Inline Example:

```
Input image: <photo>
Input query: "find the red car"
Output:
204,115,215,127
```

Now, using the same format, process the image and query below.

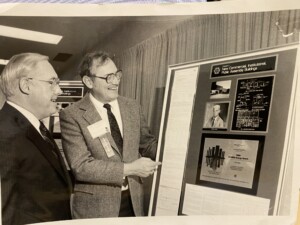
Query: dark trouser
118,189,135,217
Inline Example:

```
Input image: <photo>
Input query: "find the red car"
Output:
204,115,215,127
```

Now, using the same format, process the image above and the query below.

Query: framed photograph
210,80,231,99
231,75,275,132
196,134,265,195
203,102,230,130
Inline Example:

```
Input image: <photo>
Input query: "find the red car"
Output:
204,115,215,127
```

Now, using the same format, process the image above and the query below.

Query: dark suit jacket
59,95,157,218
0,103,72,225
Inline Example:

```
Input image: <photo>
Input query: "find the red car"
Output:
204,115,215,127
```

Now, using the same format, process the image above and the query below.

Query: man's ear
82,76,93,89
19,77,30,95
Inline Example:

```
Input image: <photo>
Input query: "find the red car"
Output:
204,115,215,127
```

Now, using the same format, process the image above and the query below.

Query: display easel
149,43,300,216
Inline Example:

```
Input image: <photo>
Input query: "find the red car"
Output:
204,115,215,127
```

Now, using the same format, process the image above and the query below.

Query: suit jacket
205,115,224,128
0,103,72,225
59,95,157,218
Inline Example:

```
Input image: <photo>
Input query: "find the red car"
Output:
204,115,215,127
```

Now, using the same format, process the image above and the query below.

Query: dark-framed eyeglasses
88,70,122,84
27,77,60,89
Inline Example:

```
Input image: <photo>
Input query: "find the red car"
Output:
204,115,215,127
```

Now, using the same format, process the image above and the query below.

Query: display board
149,43,299,216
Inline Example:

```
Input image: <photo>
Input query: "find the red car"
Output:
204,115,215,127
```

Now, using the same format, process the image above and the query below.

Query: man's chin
108,94,119,102
50,105,60,115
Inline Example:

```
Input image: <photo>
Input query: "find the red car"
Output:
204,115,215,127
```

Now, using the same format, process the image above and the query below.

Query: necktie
103,103,123,155
39,121,58,158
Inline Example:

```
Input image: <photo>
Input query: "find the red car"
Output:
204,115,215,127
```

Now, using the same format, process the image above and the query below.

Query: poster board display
149,44,299,216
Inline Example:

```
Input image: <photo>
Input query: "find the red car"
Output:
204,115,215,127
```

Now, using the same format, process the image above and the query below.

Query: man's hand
124,157,161,177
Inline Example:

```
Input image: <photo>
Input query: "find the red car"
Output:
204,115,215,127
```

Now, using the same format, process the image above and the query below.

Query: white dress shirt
89,93,123,137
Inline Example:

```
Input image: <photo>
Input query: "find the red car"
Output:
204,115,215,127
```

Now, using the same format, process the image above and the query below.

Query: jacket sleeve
59,109,124,186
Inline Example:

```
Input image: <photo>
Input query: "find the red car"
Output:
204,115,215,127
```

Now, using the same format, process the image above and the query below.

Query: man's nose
55,85,63,95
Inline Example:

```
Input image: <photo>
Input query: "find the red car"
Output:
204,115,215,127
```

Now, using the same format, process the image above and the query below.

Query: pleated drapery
115,10,300,137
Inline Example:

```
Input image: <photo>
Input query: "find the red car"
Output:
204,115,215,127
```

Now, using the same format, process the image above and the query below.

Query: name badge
87,121,115,158
100,136,115,158
87,120,109,139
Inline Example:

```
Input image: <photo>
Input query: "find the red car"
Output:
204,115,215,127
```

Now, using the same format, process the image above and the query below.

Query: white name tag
100,136,115,158
87,120,109,139
87,121,114,158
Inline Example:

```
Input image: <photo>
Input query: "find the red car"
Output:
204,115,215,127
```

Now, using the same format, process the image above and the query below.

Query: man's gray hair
0,53,49,97
78,50,110,78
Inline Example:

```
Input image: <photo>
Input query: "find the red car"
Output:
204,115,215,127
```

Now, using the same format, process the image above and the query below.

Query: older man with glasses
59,50,160,218
0,53,72,225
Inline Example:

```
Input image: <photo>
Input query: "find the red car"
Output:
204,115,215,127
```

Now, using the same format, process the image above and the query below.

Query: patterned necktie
103,103,123,155
39,121,58,158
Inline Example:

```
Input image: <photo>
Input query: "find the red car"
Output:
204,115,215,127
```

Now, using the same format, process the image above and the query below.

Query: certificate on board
196,134,265,195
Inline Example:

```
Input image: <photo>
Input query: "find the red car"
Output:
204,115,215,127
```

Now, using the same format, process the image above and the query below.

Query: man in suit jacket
60,51,160,218
205,104,224,128
0,53,72,225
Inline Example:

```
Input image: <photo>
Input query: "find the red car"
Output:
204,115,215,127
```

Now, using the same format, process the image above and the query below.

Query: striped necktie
39,121,58,158
103,103,123,155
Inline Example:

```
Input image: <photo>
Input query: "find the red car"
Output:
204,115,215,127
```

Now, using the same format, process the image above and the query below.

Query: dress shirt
89,93,123,137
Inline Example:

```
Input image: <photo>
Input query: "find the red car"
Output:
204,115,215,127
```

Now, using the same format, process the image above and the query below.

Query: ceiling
0,15,194,79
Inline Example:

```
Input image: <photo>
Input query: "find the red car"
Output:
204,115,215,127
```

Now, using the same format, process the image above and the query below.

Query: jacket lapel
80,95,122,158
26,125,71,187
51,136,73,192
118,97,132,162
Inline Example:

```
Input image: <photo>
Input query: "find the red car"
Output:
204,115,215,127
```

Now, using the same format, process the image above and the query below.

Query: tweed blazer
59,94,157,218
0,103,72,225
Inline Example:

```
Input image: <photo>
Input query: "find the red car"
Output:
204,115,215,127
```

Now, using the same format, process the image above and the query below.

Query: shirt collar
89,93,118,111
7,100,41,133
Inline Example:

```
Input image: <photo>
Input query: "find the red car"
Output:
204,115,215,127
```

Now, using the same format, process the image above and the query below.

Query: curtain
115,10,300,137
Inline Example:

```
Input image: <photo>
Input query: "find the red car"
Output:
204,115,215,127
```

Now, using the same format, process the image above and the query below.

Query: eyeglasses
89,70,122,84
27,77,60,89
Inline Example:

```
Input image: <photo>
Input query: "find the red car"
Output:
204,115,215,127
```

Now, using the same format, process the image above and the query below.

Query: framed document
196,134,265,195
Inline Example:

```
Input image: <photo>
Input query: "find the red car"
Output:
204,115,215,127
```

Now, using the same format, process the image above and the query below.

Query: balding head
0,53,49,98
